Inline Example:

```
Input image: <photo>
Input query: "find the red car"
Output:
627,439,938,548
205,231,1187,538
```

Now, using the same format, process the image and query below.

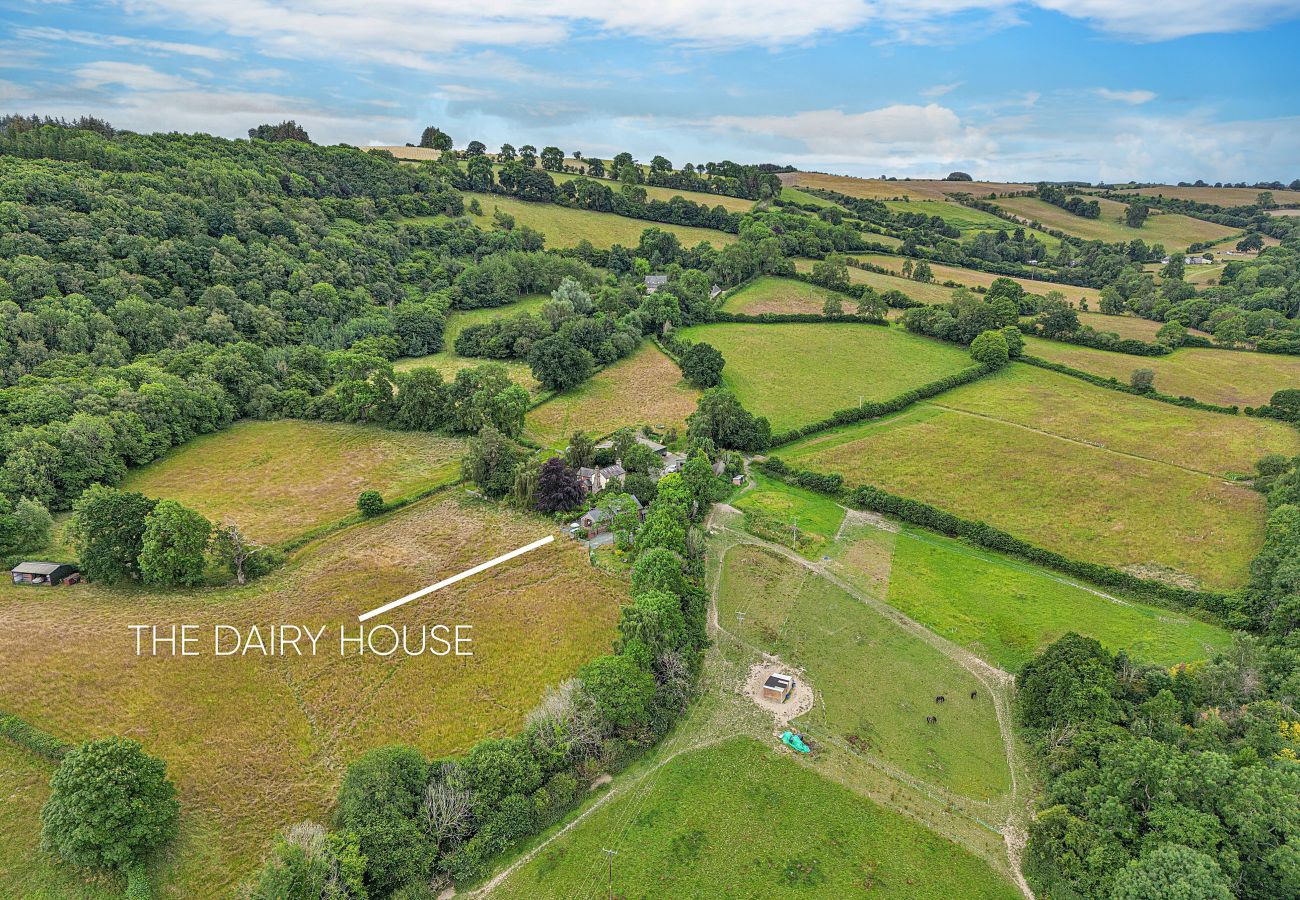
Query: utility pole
602,848,618,900
736,610,746,629
791,516,799,547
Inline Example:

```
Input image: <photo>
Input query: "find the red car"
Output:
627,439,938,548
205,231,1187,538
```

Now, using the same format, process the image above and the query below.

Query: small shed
762,673,794,703
11,561,79,586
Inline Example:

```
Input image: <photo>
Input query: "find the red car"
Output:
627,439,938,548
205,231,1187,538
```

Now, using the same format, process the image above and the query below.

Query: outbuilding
10,561,79,586
762,673,794,702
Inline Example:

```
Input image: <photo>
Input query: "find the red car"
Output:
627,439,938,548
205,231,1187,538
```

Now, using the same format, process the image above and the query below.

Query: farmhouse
10,561,79,586
763,673,794,702
578,463,626,494
644,274,668,293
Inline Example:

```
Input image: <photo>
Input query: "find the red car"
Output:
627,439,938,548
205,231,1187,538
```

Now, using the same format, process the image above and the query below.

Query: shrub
0,712,70,761
969,330,1009,367
1130,368,1155,393
357,490,385,516
578,654,657,733
40,738,180,872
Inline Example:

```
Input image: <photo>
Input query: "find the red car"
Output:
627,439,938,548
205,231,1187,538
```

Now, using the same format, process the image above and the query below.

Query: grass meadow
676,322,974,433
462,193,739,249
786,172,1034,202
832,521,1231,672
490,737,1019,900
931,364,1300,476
853,253,1102,307
731,470,847,558
524,343,699,447
0,495,624,898
994,196,1240,249
717,545,1010,802
780,400,1267,591
1022,335,1300,408
793,258,959,304
719,276,853,315
1110,185,1300,206
882,199,1060,248
119,420,467,544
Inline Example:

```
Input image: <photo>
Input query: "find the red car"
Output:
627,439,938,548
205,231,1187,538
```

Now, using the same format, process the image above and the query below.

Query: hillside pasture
719,276,854,315
793,258,957,304
119,420,467,544
853,253,1101,306
718,545,1009,801
462,193,738,250
831,520,1232,672
932,364,1299,476
995,195,1240,249
785,172,1033,202
0,495,624,897
1111,185,1300,206
524,343,699,447
489,737,1019,899
731,470,846,558
675,322,974,433
882,199,1059,248
1022,335,1300,409
780,402,1266,591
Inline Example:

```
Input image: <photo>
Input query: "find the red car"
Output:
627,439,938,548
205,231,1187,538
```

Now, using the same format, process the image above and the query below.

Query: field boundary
755,458,1232,617
0,711,71,762
1019,355,1240,415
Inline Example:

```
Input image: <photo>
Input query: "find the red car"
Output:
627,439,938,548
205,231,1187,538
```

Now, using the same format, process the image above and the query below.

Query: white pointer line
358,535,555,622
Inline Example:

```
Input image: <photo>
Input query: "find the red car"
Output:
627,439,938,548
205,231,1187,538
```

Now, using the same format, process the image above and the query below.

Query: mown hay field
1022,336,1300,408
881,199,1060,248
931,364,1299,476
119,420,467,544
718,545,1009,801
785,171,1033,202
853,253,1101,306
462,193,739,250
0,495,624,898
491,736,1020,900
524,343,699,447
1073,311,1201,339
829,519,1231,673
994,195,1240,249
780,399,1267,591
675,322,974,433
792,258,958,304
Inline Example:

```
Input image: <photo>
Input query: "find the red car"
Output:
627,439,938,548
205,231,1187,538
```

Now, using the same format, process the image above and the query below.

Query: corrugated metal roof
11,561,66,575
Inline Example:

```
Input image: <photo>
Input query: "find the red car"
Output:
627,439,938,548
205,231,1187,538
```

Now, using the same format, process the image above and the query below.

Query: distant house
635,435,668,456
644,275,668,293
709,284,723,300
575,496,644,536
732,473,747,486
1185,255,1211,265
762,673,794,703
11,561,79,586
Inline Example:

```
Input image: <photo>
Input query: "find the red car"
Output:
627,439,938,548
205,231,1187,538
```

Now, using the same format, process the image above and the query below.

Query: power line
601,848,618,900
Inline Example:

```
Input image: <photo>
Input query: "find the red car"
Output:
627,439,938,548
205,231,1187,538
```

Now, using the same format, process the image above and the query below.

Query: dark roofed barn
11,561,79,586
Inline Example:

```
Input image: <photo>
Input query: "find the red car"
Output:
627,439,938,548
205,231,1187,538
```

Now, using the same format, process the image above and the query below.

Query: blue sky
2,0,1298,182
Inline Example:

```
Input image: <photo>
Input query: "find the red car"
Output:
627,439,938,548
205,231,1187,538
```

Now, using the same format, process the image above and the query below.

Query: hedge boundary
0,711,71,762
769,363,992,446
755,457,1232,618
1020,355,1240,415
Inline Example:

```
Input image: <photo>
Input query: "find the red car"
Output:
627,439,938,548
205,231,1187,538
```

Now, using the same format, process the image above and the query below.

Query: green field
550,170,757,212
793,258,959,304
524,343,700,447
853,253,1102,307
932,363,1299,476
462,193,739,249
0,496,624,897
676,322,975,433
831,520,1231,672
731,470,846,558
394,295,547,391
1023,335,1300,408
491,737,1018,899
720,276,853,316
119,419,466,544
884,198,1059,248
718,544,1009,801
780,399,1266,591
995,195,1240,249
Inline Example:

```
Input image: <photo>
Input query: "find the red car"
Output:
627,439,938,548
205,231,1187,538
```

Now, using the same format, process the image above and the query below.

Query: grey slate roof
11,561,66,575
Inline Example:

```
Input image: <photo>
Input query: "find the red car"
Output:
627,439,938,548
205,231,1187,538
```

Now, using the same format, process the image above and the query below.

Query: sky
1,0,1298,182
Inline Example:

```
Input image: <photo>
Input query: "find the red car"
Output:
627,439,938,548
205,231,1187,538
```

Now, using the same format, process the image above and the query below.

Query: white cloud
74,61,196,91
16,26,234,60
1095,87,1156,104
1032,0,1300,40
437,83,500,100
0,79,35,102
921,82,962,98
706,104,996,166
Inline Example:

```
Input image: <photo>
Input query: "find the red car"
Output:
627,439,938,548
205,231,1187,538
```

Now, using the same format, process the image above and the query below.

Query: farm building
644,274,668,293
763,673,794,702
573,496,644,536
10,561,79,586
